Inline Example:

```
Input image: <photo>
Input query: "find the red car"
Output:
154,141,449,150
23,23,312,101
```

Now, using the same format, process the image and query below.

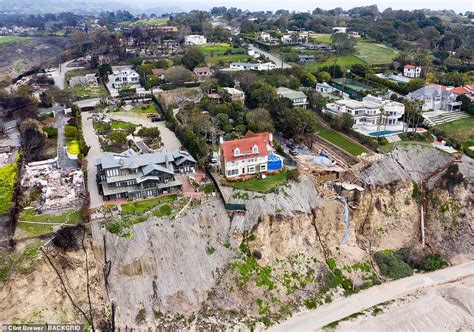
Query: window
248,166,255,173
252,145,259,154
234,148,240,156
227,169,238,176
260,164,266,171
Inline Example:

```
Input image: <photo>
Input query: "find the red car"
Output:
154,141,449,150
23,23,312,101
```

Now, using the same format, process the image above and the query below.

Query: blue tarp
267,153,283,171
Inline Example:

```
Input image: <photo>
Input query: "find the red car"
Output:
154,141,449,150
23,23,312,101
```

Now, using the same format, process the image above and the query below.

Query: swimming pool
368,130,403,137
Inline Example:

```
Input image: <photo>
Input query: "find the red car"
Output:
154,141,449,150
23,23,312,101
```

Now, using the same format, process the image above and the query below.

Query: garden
17,209,83,236
0,162,18,215
223,170,289,193
315,123,369,156
434,116,474,154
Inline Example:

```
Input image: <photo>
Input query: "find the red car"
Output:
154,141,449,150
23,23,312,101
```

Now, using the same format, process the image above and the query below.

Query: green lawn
65,69,94,82
315,124,368,156
121,194,177,216
436,116,474,149
111,120,138,131
197,43,233,55
70,83,107,100
0,163,17,215
207,54,250,65
66,139,80,155
0,36,29,48
355,41,399,65
130,103,158,114
310,34,332,44
304,55,365,71
18,209,82,236
225,171,288,193
127,18,168,26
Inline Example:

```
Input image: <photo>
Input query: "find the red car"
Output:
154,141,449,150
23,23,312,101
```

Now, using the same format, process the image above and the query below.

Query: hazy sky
135,0,473,13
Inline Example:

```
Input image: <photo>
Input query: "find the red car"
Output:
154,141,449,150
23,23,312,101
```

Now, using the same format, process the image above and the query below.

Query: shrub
286,168,300,182
43,127,58,139
64,125,78,138
374,250,413,280
420,253,448,271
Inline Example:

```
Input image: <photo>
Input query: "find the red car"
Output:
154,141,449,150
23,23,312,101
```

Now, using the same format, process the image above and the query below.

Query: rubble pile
22,162,85,212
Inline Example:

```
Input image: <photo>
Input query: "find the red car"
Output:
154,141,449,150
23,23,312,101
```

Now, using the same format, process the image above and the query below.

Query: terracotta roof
404,65,417,69
450,86,470,95
221,132,270,162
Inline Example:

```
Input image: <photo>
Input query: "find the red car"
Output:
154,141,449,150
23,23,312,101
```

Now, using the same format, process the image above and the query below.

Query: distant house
277,87,308,108
403,65,422,78
298,55,315,63
94,149,196,200
316,82,347,98
184,35,207,45
223,87,245,103
281,32,308,44
193,66,212,81
151,68,165,80
332,27,348,34
259,32,274,43
219,131,283,178
407,84,463,111
111,66,140,89
302,43,333,51
69,73,97,86
229,62,277,71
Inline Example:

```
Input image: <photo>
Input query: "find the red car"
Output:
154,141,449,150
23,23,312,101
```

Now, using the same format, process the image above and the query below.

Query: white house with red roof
403,65,422,78
219,131,283,178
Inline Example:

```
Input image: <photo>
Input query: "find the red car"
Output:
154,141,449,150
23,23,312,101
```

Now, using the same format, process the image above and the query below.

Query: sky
133,0,473,13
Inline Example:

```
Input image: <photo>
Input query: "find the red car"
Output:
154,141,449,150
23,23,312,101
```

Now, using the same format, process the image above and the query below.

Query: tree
164,66,195,85
287,107,318,141
20,118,47,162
215,72,235,87
39,91,53,108
332,113,354,131
307,91,327,111
456,95,474,115
246,108,275,133
248,83,277,108
317,71,332,82
65,125,78,138
97,63,112,83
108,131,127,144
181,47,205,70
331,33,356,54
351,64,370,78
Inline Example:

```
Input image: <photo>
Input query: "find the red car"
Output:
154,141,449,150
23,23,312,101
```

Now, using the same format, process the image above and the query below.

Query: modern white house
333,27,348,33
184,35,207,45
403,65,422,78
277,87,309,108
229,62,277,71
110,66,140,89
315,82,348,98
323,95,406,136
219,131,283,178
281,32,309,44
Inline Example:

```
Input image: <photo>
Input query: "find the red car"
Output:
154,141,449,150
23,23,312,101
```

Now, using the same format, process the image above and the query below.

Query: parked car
289,149,298,156
286,142,296,150
150,116,161,122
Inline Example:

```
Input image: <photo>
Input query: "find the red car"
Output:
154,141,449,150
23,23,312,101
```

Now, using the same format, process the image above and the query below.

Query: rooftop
277,87,307,100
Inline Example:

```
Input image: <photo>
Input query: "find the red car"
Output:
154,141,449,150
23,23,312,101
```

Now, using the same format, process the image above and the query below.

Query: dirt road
270,260,474,332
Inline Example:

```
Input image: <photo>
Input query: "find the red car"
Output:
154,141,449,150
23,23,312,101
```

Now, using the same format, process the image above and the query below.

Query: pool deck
353,123,406,137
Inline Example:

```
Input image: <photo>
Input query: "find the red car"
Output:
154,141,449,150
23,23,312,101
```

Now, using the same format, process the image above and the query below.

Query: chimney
165,154,170,169
219,136,224,144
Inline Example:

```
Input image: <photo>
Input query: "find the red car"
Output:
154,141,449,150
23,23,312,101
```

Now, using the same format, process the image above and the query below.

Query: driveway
81,111,104,209
248,44,292,69
270,260,474,332
56,109,79,169
51,59,84,90
108,113,182,151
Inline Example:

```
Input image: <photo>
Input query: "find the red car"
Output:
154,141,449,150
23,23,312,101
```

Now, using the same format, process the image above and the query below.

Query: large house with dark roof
218,131,283,178
94,149,196,200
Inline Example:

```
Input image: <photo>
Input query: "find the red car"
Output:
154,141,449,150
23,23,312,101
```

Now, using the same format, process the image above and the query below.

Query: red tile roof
428,83,447,91
450,86,470,95
221,131,270,162
404,64,417,69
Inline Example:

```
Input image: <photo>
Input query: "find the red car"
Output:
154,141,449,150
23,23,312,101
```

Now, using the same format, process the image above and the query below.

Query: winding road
270,260,474,332
248,44,292,69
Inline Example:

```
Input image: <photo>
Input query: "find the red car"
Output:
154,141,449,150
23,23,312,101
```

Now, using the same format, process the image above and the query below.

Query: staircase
423,111,470,127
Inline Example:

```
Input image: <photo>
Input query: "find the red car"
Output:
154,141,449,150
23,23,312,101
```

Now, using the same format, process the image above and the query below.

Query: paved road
51,59,84,90
270,260,474,332
81,111,104,209
56,109,79,169
108,113,182,151
248,44,292,69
